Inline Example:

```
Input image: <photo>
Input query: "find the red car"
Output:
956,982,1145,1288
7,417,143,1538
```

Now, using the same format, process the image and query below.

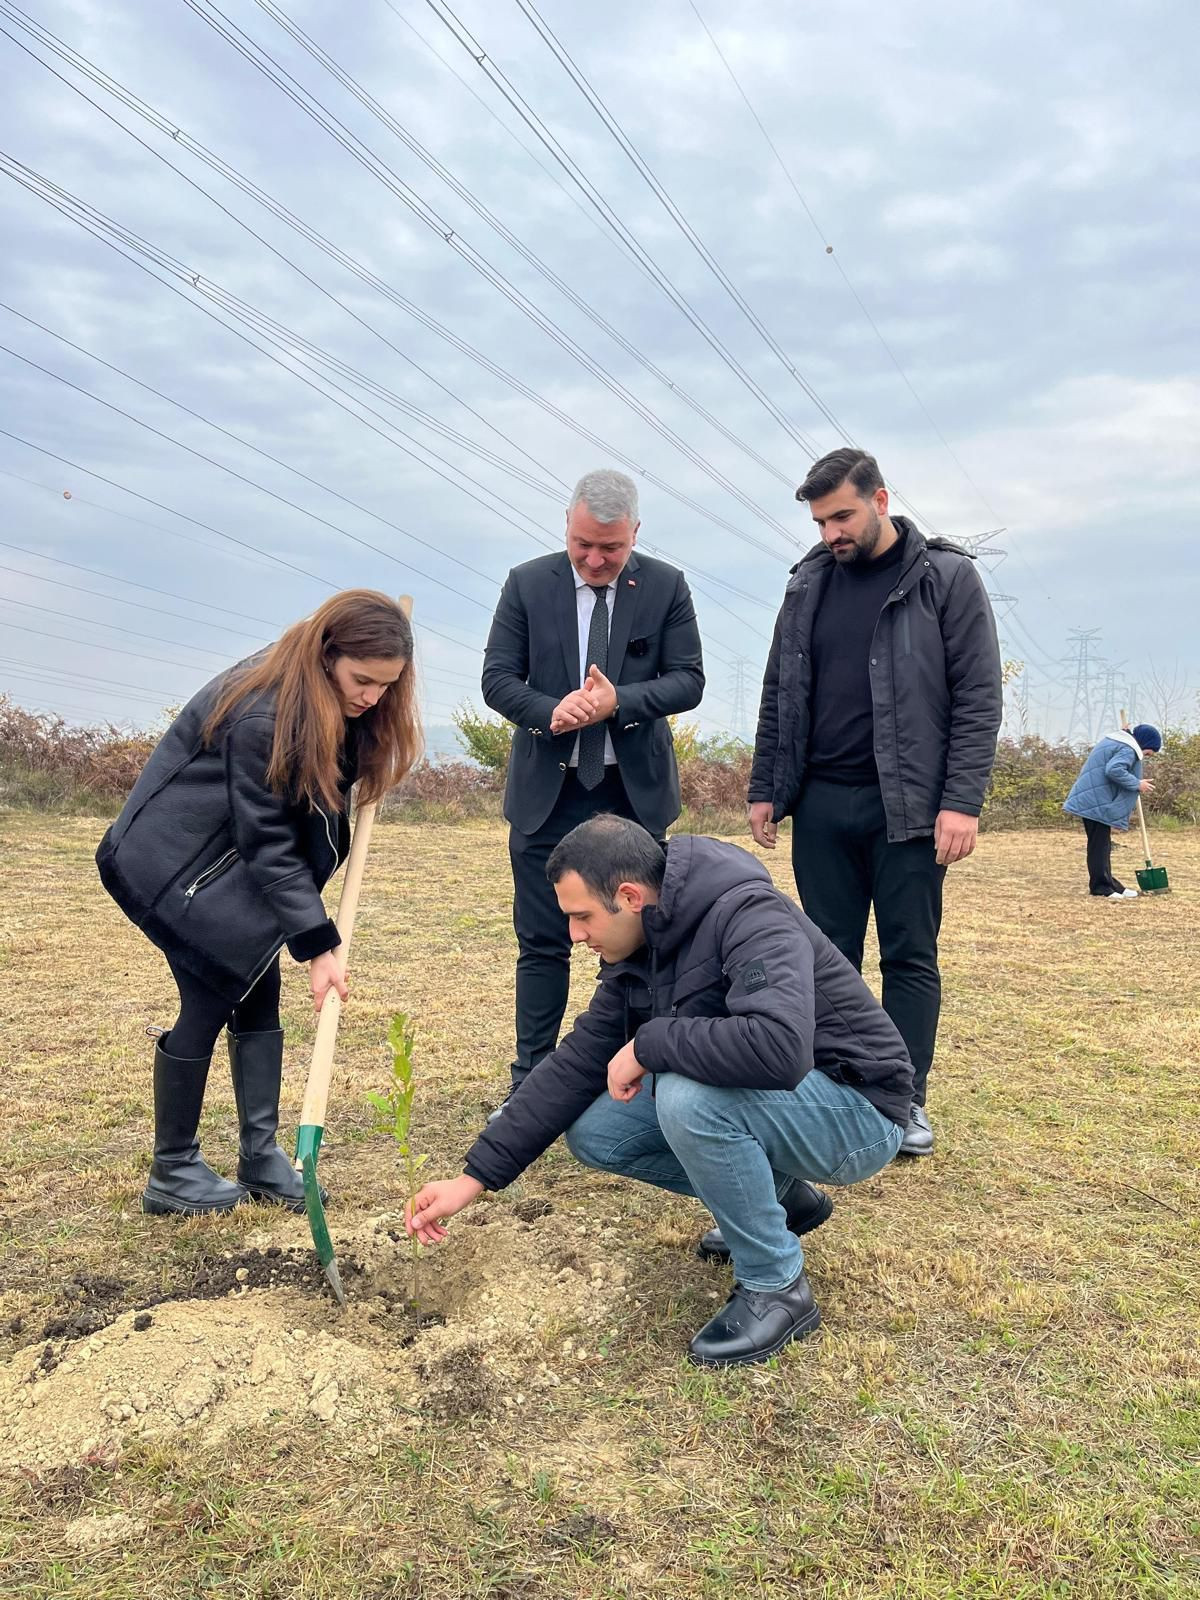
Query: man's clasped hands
549,664,618,735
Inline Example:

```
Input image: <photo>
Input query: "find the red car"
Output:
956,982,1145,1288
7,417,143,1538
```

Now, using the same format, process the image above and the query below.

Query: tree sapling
367,1012,428,1314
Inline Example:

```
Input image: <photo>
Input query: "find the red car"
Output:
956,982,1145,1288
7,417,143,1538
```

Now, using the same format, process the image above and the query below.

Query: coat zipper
240,938,286,1002
183,849,239,899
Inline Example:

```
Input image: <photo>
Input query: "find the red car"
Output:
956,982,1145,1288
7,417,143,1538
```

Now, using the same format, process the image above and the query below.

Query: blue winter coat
1063,733,1144,829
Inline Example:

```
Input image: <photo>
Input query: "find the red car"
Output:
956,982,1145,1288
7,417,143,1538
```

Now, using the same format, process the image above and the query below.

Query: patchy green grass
0,812,1197,1598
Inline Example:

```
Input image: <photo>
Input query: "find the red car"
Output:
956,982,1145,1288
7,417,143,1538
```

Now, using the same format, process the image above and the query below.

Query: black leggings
163,956,282,1058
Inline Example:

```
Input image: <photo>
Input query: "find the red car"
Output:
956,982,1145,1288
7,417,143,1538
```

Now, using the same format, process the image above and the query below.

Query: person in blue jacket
1063,723,1162,898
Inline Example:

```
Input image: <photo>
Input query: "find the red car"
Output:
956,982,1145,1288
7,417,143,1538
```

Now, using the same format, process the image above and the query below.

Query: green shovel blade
295,1123,345,1306
1135,865,1170,893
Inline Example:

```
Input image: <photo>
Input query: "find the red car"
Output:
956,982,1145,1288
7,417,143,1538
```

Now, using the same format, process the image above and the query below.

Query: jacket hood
642,835,772,957
1107,729,1144,758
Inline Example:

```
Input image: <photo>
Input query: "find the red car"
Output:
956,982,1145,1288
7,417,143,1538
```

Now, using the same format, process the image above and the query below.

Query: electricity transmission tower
1065,629,1102,744
729,658,751,741
1096,661,1125,734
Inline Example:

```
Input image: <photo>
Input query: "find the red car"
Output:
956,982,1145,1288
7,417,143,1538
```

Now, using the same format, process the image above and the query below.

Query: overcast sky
2,0,1197,747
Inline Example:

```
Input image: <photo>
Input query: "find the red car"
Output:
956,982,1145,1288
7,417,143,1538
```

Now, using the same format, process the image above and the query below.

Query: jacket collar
1109,729,1144,758
791,516,972,583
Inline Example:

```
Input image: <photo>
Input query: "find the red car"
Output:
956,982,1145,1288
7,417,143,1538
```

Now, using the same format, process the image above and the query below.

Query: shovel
295,594,411,1303
1134,797,1170,894
1119,708,1169,895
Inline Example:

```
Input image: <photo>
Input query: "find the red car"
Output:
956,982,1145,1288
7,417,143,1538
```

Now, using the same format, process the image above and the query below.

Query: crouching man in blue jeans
407,814,913,1367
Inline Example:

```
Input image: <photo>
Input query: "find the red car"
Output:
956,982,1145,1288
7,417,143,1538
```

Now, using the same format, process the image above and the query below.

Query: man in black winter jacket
406,815,912,1369
749,449,1002,1158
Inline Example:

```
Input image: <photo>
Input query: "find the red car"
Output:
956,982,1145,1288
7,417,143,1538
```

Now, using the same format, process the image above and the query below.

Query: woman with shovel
97,590,421,1216
1063,722,1161,899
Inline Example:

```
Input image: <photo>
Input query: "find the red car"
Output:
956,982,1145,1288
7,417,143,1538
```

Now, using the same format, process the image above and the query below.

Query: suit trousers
508,766,637,1083
791,778,945,1106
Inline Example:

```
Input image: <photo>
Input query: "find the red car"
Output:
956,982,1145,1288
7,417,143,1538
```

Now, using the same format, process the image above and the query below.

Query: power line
0,657,187,707
0,464,485,656
0,558,267,642
1,179,566,548
0,534,284,630
0,165,780,627
421,0,824,461
2,171,779,627
1,9,799,669
0,7,798,560
0,593,238,658
0,618,235,674
379,0,667,290
0,6,564,495
0,324,502,610
255,0,807,509
181,0,798,555
687,0,1005,530
508,0,944,534
0,426,335,591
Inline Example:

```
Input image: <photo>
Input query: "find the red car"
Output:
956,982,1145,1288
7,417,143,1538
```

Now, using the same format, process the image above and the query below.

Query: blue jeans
565,1069,903,1292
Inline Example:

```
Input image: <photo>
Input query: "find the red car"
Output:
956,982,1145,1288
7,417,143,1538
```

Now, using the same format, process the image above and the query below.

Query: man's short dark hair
796,448,884,504
546,814,666,910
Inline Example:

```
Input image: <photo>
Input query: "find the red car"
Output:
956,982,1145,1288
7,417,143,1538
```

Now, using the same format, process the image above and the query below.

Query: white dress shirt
569,567,617,768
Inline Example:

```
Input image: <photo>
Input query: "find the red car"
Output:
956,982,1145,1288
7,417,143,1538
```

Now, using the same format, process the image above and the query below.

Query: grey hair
569,468,639,526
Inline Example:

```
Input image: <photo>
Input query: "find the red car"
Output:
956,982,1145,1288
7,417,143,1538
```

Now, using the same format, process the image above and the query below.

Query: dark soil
183,1246,365,1301
36,1248,371,1347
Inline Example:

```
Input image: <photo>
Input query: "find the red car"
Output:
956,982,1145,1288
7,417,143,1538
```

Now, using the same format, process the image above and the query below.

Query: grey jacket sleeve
634,888,815,1090
480,571,561,738
223,715,339,956
611,570,705,724
939,562,1003,817
747,610,784,806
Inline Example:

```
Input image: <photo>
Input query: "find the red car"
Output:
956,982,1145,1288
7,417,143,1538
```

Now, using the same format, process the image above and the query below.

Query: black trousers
508,767,639,1082
163,956,282,1058
1083,818,1125,895
791,779,945,1106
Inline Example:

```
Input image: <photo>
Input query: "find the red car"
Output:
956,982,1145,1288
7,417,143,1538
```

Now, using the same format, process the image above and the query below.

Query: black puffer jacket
749,518,1002,841
463,836,913,1191
97,671,355,1002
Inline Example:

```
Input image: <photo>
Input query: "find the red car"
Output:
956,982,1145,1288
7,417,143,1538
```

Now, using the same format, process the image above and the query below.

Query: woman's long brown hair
202,590,421,811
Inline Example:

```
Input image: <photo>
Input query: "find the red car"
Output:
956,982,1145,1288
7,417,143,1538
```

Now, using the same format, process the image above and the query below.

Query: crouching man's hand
405,1175,483,1245
607,1039,647,1102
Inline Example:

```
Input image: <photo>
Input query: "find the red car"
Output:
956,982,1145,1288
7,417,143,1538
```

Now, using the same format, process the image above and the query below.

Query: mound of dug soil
0,1202,637,1471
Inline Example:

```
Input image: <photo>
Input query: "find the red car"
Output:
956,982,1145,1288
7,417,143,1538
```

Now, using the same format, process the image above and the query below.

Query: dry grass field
0,812,1197,1599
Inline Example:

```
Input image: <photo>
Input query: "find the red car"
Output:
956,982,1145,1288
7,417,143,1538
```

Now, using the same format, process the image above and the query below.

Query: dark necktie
577,586,609,790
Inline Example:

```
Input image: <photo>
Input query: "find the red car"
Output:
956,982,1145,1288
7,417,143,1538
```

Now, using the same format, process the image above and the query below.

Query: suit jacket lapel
552,553,581,688
607,550,642,680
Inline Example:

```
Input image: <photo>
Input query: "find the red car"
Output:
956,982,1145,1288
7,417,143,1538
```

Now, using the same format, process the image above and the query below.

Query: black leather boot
696,1181,833,1263
227,1028,309,1212
687,1272,821,1367
142,1039,245,1216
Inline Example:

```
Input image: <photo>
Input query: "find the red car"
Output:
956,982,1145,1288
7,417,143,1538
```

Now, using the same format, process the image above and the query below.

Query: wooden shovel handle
299,797,378,1129
1136,796,1153,864
298,595,411,1130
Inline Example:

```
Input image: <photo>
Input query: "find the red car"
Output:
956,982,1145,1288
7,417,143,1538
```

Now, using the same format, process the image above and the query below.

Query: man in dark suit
483,468,705,1094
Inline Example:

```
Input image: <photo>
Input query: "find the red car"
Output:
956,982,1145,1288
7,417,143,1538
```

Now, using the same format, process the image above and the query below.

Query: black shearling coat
97,671,354,1001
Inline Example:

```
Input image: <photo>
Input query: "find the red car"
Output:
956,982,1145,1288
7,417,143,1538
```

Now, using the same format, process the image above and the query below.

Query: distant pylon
1096,661,1125,735
1065,629,1102,745
730,657,751,740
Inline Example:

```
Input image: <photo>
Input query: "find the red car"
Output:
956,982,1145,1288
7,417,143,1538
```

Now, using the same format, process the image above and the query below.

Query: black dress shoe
898,1104,934,1157
687,1273,821,1367
696,1182,833,1262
